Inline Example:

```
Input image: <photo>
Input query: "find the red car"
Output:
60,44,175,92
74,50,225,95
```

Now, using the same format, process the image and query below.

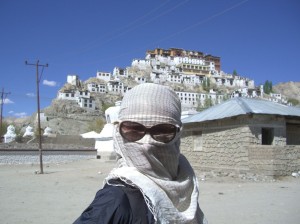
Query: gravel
0,154,96,165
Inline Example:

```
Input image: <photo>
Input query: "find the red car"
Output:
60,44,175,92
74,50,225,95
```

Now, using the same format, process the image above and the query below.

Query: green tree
263,80,273,94
102,103,114,112
0,120,8,141
203,97,213,109
14,124,24,143
233,69,238,76
202,78,210,92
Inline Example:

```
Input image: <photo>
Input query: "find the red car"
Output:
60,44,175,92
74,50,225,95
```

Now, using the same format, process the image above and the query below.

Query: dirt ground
0,158,299,224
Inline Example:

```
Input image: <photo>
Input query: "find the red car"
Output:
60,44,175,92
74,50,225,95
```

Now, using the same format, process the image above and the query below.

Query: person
74,83,207,224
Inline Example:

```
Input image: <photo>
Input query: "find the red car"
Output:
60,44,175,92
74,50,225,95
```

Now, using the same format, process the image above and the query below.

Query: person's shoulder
96,182,129,201
94,182,134,213
73,181,133,224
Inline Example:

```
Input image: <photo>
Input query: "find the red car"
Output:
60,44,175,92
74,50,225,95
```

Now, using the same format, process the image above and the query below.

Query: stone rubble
198,170,278,182
291,171,300,178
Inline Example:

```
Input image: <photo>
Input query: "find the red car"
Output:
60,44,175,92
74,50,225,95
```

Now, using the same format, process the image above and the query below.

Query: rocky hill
3,93,122,137
273,81,300,104
4,81,299,137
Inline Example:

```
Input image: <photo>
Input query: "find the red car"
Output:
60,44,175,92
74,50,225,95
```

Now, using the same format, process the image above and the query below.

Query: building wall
57,92,77,100
181,115,300,176
181,125,252,174
248,145,300,176
96,72,111,82
67,75,78,85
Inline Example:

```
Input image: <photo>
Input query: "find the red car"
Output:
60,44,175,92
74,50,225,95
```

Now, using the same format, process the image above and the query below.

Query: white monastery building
56,48,290,112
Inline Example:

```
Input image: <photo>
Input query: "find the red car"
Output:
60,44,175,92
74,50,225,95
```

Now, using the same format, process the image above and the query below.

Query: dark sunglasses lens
120,121,146,142
150,124,177,143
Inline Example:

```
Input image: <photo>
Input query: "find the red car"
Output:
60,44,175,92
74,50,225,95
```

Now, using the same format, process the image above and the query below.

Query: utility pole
25,60,48,174
0,88,11,141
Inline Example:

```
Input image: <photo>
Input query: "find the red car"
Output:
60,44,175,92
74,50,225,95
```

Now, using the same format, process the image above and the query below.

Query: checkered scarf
105,83,206,223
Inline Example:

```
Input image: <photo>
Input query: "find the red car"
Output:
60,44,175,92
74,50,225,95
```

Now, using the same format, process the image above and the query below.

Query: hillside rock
3,93,121,136
273,82,300,103
4,81,299,136
40,97,113,135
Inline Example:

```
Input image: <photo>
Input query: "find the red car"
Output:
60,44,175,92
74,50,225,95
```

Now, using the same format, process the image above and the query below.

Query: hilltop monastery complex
57,48,289,111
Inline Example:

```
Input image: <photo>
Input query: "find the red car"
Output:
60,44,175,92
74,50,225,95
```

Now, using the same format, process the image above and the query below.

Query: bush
88,118,105,132
288,98,300,106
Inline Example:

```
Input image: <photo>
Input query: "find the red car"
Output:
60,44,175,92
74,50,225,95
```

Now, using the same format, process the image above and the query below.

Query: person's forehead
120,118,178,127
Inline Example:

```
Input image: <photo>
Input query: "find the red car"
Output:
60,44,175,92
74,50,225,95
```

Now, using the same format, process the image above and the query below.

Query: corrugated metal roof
182,97,300,124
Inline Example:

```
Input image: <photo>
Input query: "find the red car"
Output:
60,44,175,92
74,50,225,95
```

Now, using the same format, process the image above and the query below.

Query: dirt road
0,159,299,224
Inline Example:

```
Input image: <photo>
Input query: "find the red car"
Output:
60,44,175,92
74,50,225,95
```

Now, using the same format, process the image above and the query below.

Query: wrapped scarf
105,83,206,224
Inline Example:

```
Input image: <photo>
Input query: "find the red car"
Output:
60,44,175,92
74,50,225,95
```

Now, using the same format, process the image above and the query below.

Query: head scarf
105,83,206,223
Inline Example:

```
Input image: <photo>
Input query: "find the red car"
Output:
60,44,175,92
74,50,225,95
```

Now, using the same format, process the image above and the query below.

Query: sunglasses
119,121,180,143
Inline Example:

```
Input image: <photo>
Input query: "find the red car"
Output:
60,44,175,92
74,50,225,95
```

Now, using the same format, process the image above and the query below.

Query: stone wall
181,114,300,176
181,125,252,174
0,135,95,150
248,145,300,176
38,135,95,147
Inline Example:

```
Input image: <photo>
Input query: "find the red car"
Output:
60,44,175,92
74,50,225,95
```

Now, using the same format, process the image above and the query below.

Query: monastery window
84,104,87,107
66,93,69,97
261,128,274,145
71,94,74,97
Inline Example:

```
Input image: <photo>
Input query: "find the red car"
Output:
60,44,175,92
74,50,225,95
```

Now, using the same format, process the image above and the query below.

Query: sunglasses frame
119,121,180,143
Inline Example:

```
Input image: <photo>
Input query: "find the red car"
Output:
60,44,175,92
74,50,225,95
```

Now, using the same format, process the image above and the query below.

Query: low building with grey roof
181,97,300,176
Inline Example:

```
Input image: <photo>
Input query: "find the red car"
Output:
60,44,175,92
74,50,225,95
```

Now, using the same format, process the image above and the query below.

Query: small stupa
4,125,17,143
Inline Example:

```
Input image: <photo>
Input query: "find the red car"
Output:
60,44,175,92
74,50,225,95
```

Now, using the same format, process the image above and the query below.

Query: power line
78,0,189,53
64,0,249,68
55,0,188,62
75,0,174,54
0,88,11,139
25,60,48,174
148,0,249,45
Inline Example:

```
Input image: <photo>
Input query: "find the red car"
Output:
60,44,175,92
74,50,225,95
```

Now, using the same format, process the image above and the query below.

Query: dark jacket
74,180,155,224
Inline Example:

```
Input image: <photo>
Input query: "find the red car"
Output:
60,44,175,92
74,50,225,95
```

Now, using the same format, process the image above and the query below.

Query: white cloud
0,98,14,104
14,112,28,118
43,79,57,87
7,111,28,118
26,93,35,97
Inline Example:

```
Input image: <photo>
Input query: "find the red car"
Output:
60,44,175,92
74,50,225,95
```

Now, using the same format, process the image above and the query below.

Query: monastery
57,48,289,111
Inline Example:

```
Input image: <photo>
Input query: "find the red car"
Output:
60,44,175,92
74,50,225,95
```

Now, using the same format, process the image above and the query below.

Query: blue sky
0,0,299,118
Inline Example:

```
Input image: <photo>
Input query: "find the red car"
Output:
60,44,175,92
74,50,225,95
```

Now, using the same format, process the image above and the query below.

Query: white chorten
4,125,17,143
23,126,34,137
